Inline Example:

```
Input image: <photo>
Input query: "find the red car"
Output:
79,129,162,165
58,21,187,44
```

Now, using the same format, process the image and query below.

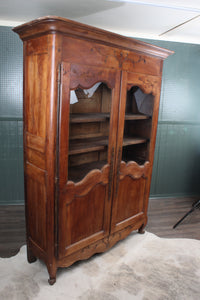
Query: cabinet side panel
25,52,48,138
26,165,47,251
23,36,49,254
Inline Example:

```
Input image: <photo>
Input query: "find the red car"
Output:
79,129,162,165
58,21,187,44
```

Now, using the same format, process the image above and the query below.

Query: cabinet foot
27,248,37,263
47,263,57,286
138,224,145,234
48,277,56,285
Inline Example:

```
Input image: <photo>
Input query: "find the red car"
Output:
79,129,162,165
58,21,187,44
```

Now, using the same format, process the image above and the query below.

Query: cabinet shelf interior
68,160,107,183
68,137,109,155
68,83,111,182
70,112,150,123
68,84,153,181
70,113,110,123
121,86,154,164
68,136,148,155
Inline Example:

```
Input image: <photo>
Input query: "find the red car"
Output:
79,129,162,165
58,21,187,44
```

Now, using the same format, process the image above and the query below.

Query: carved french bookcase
13,16,173,284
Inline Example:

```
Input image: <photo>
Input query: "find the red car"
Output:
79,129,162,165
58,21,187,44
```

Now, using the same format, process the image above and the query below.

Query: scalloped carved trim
70,64,116,90
119,161,150,180
62,164,110,202
127,74,161,96
58,237,109,268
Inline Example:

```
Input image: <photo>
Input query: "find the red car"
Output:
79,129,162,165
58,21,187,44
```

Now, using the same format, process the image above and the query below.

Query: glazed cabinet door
57,62,120,258
111,71,161,234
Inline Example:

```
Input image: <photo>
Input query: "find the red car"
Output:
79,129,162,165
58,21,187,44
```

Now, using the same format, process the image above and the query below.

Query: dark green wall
0,27,23,204
1,27,200,204
146,39,200,197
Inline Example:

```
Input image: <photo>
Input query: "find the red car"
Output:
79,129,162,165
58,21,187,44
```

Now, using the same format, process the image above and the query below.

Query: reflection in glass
122,86,154,164
68,83,111,182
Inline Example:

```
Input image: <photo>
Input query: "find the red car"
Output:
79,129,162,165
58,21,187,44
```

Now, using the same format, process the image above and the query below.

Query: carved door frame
57,62,121,258
110,71,162,233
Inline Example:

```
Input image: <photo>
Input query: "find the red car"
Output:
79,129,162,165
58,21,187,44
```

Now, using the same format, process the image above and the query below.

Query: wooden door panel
58,166,111,258
59,184,107,257
111,161,149,232
116,176,146,223
67,184,106,244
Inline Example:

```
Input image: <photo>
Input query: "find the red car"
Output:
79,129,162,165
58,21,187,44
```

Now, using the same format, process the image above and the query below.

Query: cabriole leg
47,263,57,285
27,246,37,263
138,223,146,234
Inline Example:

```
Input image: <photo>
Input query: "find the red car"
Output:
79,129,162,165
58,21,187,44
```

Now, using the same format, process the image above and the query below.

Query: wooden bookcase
13,16,173,284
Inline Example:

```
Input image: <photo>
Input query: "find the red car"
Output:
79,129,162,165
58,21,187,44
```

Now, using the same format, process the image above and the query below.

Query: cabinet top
13,16,173,59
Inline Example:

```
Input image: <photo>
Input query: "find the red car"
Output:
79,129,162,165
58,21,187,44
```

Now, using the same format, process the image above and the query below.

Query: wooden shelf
69,132,106,140
70,113,149,124
124,114,150,120
70,113,110,123
123,137,147,146
69,136,147,155
68,137,109,155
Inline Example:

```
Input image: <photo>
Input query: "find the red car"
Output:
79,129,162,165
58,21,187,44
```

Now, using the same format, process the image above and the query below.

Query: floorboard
0,196,200,258
0,205,26,258
146,196,200,240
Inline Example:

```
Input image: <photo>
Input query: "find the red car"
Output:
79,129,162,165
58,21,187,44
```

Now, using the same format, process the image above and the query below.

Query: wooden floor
0,197,200,258
0,205,26,258
146,196,200,240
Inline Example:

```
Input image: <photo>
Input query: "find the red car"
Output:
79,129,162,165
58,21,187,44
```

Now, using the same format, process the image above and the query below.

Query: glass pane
68,82,112,182
122,86,154,164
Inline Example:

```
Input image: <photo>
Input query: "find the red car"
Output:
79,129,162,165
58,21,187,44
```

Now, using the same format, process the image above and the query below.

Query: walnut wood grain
62,36,164,76
127,73,161,96
26,132,46,154
58,166,111,258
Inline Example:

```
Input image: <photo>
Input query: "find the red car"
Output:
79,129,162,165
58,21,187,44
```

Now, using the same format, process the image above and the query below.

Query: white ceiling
0,0,200,44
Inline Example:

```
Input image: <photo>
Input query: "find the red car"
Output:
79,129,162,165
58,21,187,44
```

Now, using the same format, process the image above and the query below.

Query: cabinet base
28,220,146,285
